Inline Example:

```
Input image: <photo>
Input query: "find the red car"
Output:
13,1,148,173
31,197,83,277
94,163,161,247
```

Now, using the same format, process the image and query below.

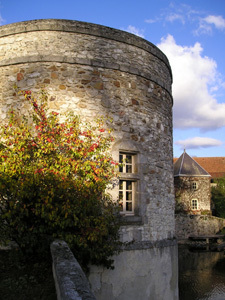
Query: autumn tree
0,89,120,268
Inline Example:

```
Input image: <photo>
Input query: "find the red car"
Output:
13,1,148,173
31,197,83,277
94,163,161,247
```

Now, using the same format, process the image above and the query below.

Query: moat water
179,245,225,300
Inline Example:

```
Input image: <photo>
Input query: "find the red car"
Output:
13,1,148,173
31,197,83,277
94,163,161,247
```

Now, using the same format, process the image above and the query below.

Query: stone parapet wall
51,240,96,300
175,214,225,239
0,19,174,242
50,239,178,300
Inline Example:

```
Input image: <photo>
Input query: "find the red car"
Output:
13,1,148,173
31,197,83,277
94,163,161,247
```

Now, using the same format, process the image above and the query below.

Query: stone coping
51,240,96,300
120,238,177,251
0,19,172,78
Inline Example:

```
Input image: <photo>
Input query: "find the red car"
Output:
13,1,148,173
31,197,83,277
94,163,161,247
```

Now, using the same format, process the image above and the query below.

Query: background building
174,150,211,215
174,151,225,240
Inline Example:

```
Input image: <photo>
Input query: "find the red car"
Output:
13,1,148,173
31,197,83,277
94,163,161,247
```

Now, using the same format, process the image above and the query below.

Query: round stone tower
0,19,178,299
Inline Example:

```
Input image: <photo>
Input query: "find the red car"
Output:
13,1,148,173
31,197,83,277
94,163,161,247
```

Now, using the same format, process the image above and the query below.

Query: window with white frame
191,199,198,210
119,180,134,213
119,153,134,173
191,182,197,191
118,152,137,215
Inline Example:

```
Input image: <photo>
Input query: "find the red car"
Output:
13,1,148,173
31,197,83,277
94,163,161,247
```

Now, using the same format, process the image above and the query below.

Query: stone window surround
111,139,143,224
119,152,138,215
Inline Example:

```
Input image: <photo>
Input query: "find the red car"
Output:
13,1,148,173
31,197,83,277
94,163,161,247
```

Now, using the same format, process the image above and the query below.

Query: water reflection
179,245,225,300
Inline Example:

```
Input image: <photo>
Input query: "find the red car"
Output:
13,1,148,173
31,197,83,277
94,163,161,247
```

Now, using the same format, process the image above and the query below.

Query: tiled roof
174,156,225,179
174,151,211,177
192,157,225,179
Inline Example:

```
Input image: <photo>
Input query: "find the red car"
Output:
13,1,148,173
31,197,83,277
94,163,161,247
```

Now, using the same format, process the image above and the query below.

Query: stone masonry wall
0,19,175,242
175,176,211,214
175,214,225,239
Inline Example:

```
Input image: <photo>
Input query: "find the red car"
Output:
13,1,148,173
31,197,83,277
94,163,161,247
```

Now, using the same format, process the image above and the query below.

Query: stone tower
174,150,211,214
0,19,178,299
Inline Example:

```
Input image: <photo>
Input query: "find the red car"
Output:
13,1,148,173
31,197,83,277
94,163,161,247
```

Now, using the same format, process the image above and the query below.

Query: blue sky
0,0,225,158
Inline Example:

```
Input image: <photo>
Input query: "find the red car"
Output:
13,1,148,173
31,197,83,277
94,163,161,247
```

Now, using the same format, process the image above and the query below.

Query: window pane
126,181,132,190
126,155,132,164
126,165,132,173
126,202,132,211
126,191,132,200
119,154,123,172
119,180,123,190
119,190,123,211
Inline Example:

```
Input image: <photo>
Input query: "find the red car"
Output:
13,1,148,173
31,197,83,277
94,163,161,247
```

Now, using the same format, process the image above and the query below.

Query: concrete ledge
50,240,96,300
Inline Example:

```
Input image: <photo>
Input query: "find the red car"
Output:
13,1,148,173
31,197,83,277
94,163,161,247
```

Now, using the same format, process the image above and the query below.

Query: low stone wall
175,214,225,240
50,240,96,300
50,239,179,300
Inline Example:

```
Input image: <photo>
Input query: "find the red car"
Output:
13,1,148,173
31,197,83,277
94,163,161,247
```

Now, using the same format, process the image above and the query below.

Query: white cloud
145,18,158,24
145,3,225,37
145,7,187,25
145,3,200,28
123,25,145,38
194,21,212,36
166,13,185,24
195,15,225,35
175,137,223,150
203,15,225,30
157,35,225,131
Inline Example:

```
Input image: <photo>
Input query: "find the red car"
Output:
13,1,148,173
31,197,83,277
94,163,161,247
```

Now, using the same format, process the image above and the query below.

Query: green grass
0,248,56,300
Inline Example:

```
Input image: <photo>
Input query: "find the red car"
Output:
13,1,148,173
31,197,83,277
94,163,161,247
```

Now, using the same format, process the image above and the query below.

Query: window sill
119,214,142,225
119,172,140,180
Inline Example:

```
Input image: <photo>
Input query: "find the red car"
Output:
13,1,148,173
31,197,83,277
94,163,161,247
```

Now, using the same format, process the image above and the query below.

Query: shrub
0,89,120,268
